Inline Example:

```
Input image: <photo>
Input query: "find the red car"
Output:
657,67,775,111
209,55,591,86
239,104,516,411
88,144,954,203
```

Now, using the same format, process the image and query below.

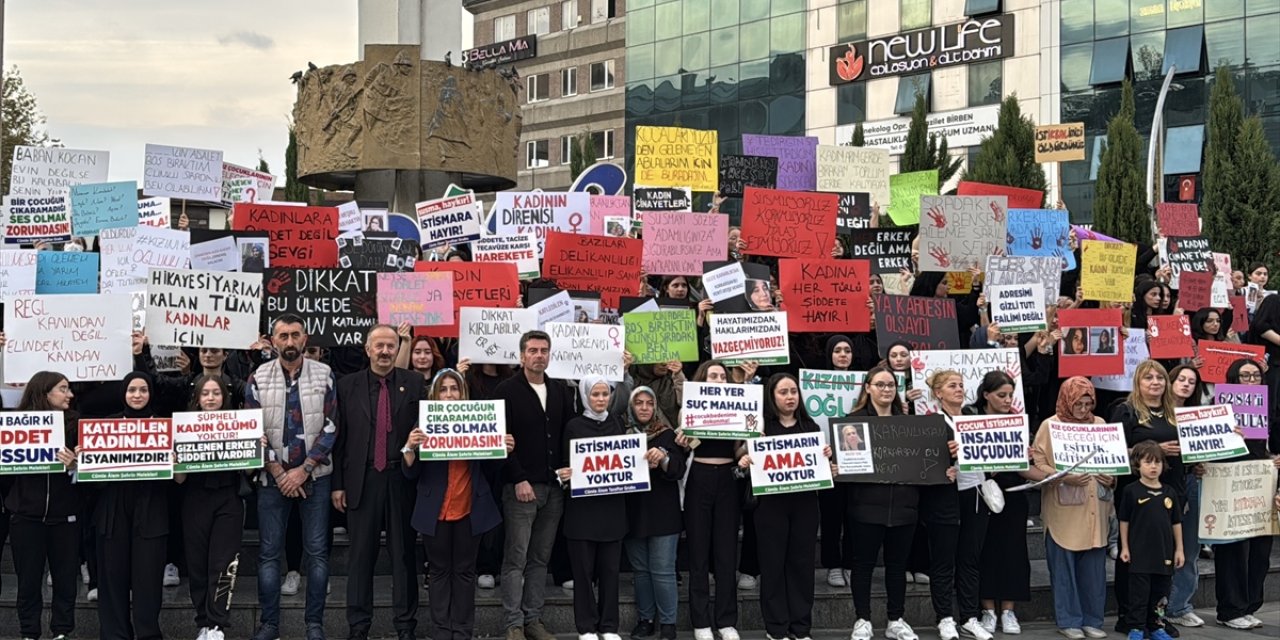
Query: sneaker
208,628,226,640
334,526,347,536
526,621,556,640
306,624,326,640
198,628,210,640
827,567,847,587
561,580,575,590
579,635,600,640
905,572,914,583
1125,632,1143,640
87,588,98,602
478,574,496,589
960,618,992,640
281,571,302,596
693,629,714,640
717,627,740,640
81,563,91,585
506,627,527,640
164,563,181,587
47,572,52,586
631,621,655,640
1244,615,1264,628
1001,610,1021,635
938,617,959,640
1198,545,1212,560
1166,612,1203,628
660,624,677,640
1082,627,1108,638
912,572,930,584
851,618,873,640
251,625,281,640
1149,630,1173,640
1057,630,1084,640
1219,617,1253,630
737,574,757,590
347,629,370,640
885,619,918,640
980,611,997,634
603,633,623,640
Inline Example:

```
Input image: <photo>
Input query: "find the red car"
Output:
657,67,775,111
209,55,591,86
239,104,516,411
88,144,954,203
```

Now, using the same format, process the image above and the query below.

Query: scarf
1055,376,1097,424
578,375,612,422
120,371,156,418
627,386,671,438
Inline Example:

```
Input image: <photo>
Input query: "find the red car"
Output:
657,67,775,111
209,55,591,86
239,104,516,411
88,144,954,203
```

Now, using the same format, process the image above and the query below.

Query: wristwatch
302,462,315,475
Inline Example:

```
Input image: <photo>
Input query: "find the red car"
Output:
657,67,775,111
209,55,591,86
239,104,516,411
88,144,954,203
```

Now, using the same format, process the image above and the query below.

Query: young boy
1118,441,1185,640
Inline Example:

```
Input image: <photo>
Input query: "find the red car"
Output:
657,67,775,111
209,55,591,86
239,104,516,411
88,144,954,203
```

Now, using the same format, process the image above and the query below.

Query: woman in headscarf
1032,377,1116,640
623,386,687,640
629,361,685,427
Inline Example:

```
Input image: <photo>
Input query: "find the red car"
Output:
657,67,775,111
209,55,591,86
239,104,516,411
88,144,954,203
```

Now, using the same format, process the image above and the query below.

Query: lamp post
1145,65,1178,239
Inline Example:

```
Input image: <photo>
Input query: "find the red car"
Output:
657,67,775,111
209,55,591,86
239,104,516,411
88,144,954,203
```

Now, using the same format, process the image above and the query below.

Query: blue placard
1006,208,1076,271
70,181,139,236
36,251,100,294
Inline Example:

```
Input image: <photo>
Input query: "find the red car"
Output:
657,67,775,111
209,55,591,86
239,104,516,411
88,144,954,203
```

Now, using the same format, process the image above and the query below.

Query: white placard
1093,331,1149,392
458,307,537,365
909,348,1024,415
129,227,191,281
830,420,874,475
337,201,363,232
417,193,483,249
1198,460,1280,543
418,400,508,460
98,227,140,293
172,409,265,473
546,322,625,382
748,432,833,495
679,381,765,439
1174,404,1250,464
144,269,263,349
918,195,1008,272
9,146,110,198
987,283,1047,333
137,197,172,227
0,411,67,474
708,311,790,365
985,255,1062,307
221,162,274,205
473,234,540,279
1047,421,1131,475
530,290,575,329
491,191,592,257
568,433,650,497
143,143,224,201
0,250,39,300
953,414,1030,472
703,262,746,303
2,294,134,383
190,236,241,272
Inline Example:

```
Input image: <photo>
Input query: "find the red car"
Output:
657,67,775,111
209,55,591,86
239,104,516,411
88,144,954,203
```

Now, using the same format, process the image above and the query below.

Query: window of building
968,61,1003,106
592,130,615,159
1167,0,1203,28
836,82,866,126
527,73,550,102
901,0,931,31
895,74,931,114
494,15,516,41
965,0,1001,16
561,136,575,165
1061,0,1095,45
1163,25,1204,76
1163,125,1205,174
684,0,710,33
562,1,578,30
1206,20,1245,70
591,60,615,91
1131,31,1165,81
592,0,614,24
1090,37,1130,85
526,140,549,169
1208,0,1245,21
562,67,578,97
528,7,550,36
1062,43,1094,92
837,0,867,42
1247,13,1280,67
1095,0,1129,40
1131,0,1165,34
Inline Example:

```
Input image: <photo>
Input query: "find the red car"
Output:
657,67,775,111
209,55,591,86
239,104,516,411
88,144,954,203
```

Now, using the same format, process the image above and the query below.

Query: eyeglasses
870,382,897,390
1238,372,1263,382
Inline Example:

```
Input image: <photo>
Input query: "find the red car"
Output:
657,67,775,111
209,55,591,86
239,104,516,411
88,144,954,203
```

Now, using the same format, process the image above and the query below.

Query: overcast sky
7,1,472,189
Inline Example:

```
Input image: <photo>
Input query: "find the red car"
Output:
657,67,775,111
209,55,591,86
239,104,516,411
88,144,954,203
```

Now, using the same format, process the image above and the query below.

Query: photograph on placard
238,239,268,273
364,212,388,232
1061,327,1089,356
1090,327,1117,354
745,278,774,311
604,217,630,237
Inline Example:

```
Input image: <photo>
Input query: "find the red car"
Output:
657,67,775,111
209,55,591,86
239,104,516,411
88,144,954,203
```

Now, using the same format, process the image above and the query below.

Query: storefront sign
836,104,1001,155
829,14,1015,84
462,35,537,66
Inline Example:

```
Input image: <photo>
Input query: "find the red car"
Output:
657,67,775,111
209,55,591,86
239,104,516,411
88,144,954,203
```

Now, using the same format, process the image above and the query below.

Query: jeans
1167,475,1200,617
1045,532,1106,630
500,482,564,629
258,475,331,628
625,534,680,625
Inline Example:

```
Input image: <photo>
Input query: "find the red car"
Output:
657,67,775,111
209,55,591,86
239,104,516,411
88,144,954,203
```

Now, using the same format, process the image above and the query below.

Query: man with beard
331,325,428,640
245,314,340,640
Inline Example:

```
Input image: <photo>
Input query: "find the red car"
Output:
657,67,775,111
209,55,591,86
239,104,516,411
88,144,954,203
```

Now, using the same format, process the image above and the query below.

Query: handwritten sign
985,255,1061,307
417,193,483,249
336,234,418,272
1167,236,1212,289
3,294,133,383
1156,202,1199,238
740,187,838,259
802,370,906,443
419,400,508,460
742,134,818,192
887,169,938,225
76,418,173,481
414,262,520,338
69,181,139,236
36,252,98,294
831,415,951,484
1198,460,1280,543
748,432,833,495
377,272,452,326
954,414,1030,472
220,162,274,205
1175,404,1249,464
641,211,728,275
987,283,1047,333
634,126,718,192
263,269,377,347
588,195,632,234
1007,208,1075,270
1094,331,1150,392
718,154,778,197
957,181,1044,209
546,322,626,382
779,259,871,333
709,311,790,365
1080,240,1136,302
146,269,263,349
138,197,171,227
542,231,642,308
1215,384,1268,440
1047,421,1130,475
633,187,692,212
917,195,1007,272
457,307,536,365
703,262,746,303
834,192,873,232
1199,340,1266,384
1147,315,1195,359
9,145,110,198
143,144,223,201
847,228,913,274
129,226,191,283
569,433,650,497
1230,295,1250,333
172,409,264,473
680,381,764,439
1179,271,1214,311
623,310,698,363
233,203,339,268
873,294,960,354
3,194,71,244
909,348,1025,415
0,250,39,300
0,412,66,474
815,145,890,206
1058,308,1123,377
1034,123,1086,162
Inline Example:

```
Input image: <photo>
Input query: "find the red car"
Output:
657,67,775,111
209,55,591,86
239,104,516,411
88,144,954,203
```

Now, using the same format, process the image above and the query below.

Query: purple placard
1215,383,1269,440
741,134,818,192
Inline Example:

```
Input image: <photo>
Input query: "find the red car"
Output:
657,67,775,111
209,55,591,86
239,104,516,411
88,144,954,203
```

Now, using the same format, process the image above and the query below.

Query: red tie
375,377,390,471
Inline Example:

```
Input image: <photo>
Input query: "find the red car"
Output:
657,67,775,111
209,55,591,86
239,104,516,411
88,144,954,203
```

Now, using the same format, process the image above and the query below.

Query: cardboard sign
815,145,891,206
35,252,98,294
748,432,833,495
568,433,650,497
1156,202,1200,238
233,203,339,268
802,369,906,442
718,154,778,197
887,169,937,225
0,412,66,474
137,197,171,227
9,145,110,198
0,250,39,300
529,289,576,328
987,283,1047,333
1006,208,1075,270
587,195,632,235
623,310,699,363
1199,340,1266,384
457,307,536,365
1211,252,1232,308
77,418,174,481
191,235,240,272
831,414,951,484
1215,384,1268,440
172,409,265,473
953,414,1030,472
542,231,642,308
143,144,223,201
336,233,418,272
742,134,819,192
909,348,1025,415
1198,460,1280,543
873,294,960,354
633,187,692,212
416,193,483,249
1080,240,1136,302
1094,331,1151,392
220,162,274,205
847,228,913,274
831,420,874,475
545,322,626,382
703,262,746,303
145,269,262,349
1178,271,1213,311
917,195,1008,272
1034,123,1086,163
835,192,873,232
418,400,508,460
1058,308,1123,377
778,259,871,333
377,272,452,326
263,269,377,347
709,311,790,365
1174,404,1249,464
1230,295,1250,333
2,294,134,383
985,255,1061,307
2,194,72,244
956,181,1044,209
1147,315,1195,359
69,181,139,236
129,226,191,283
414,262,521,338
473,234,539,279
1167,236,1212,289
740,187,838,260
1047,421,1130,475
680,381,764,439
634,126,718,192
641,211,728,275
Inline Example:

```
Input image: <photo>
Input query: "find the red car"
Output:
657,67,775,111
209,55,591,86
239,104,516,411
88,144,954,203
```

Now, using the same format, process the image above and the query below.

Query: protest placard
1058,308,1123,377
69,181,138,236
377,272,452,326
846,228,913,274
909,348,1025,415
546,322,626,381
0,412,66,474
220,163,274,205
129,226,191,283
331,201,362,233
748,432,833,495
1212,252,1232,308
417,193,483,249
705,261,771,313
985,255,1061,307
778,259,871,333
1199,340,1266,384
542,231,642,308
1034,123,1086,162
3,194,71,245
0,250,38,300
137,197,171,227
190,235,240,272
954,414,1030,472
718,154,778,197
1006,208,1075,270
98,227,140,292
146,269,262,349
1215,384,1268,439
414,262,520,338
917,195,1008,272
873,294,960,353
1156,202,1199,238
815,145,891,205
957,181,1044,209
987,283,1046,333
742,134,818,192
740,187,838,260
233,203,339,268
709,312,790,365
9,145,110,198
473,234,539,279
633,187,692,212
1198,460,1280,543
336,233,418,272
1094,331,1150,392
1178,271,1214,311
702,262,746,303
263,269,377,347
588,195,631,235
640,211,728,275
1174,404,1249,463
887,169,937,225
835,192,873,232
76,418,172,481
143,144,223,201
1167,235,1212,289
457,307,537,365
622,310,698,364
680,381,764,439
528,289,576,328
830,415,951,484
1080,240,1137,302
418,400,508,460
634,126,718,192
1047,421,1130,475
35,251,98,294
1147,315,1195,359
172,409,264,473
569,433,650,497
1230,295,1250,333
801,369,907,442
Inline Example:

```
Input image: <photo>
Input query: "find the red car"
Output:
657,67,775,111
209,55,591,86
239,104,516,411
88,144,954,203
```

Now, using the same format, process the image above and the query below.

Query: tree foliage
1092,80,1151,245
900,92,961,192
849,122,865,147
1201,67,1246,260
962,94,1047,204
570,132,598,181
2,66,57,196
284,126,310,203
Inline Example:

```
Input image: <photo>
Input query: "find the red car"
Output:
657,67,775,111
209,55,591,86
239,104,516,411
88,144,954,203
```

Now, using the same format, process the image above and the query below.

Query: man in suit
331,324,427,640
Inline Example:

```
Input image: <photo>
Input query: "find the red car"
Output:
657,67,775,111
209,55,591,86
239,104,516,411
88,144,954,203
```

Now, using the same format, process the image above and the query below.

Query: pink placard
589,195,631,235
376,272,453,326
641,211,729,275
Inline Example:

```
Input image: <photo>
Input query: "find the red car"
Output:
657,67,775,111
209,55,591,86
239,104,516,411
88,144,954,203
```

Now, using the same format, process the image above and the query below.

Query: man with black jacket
495,330,576,640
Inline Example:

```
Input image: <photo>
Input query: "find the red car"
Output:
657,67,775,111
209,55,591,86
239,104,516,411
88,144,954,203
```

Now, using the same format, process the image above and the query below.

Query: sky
7,0,472,189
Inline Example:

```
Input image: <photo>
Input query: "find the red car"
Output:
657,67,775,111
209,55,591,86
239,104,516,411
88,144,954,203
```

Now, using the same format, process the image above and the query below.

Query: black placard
718,155,779,197
836,192,873,233
633,187,692,212
1167,235,1212,288
872,294,960,355
847,228,915,274
263,269,379,347
832,415,951,484
336,233,419,272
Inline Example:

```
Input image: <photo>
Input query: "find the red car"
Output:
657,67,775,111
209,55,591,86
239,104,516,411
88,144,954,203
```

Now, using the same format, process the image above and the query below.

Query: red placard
1198,340,1265,384
740,187,838,259
1177,271,1214,311
1057,308,1123,378
413,262,520,338
232,203,339,268
956,181,1044,210
1229,295,1250,333
1147,315,1194,359
778,259,871,333
1156,202,1199,238
542,230,643,308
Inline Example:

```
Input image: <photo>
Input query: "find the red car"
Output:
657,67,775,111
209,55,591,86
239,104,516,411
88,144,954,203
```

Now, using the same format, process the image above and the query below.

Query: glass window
592,130,615,159
684,0,710,33
740,20,769,62
1206,20,1245,70
1131,31,1165,81
1062,0,1094,45
770,53,806,95
562,1,578,30
767,94,806,135
1096,1,1129,39
526,140,549,168
560,136,575,165
1248,0,1280,15
1207,0,1244,21
1091,38,1130,84
837,82,866,126
629,44,656,81
591,0,613,23
711,0,740,29
683,33,709,73
773,0,804,15
968,61,1003,106
965,0,1001,16
1245,66,1280,119
628,7,653,44
591,60,616,91
1167,0,1203,28
709,64,739,104
526,73,549,102
741,0,769,22
740,100,769,135
901,0,931,30
1090,135,1106,180
1164,76,1206,127
771,13,804,56
655,38,681,76
494,15,516,41
528,7,550,36
561,67,578,97
1163,125,1205,174
1163,26,1204,76
1131,0,1165,33
1063,44,1094,91
711,27,739,68
837,0,867,42
1247,13,1280,67
739,58,770,99
683,71,711,108
895,74,931,114
654,2,681,42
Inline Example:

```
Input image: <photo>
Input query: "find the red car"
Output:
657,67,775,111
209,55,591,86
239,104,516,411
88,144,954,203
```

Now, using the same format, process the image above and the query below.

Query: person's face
749,281,771,308
1158,286,1173,310
1143,287,1162,310
632,393,656,423
934,280,950,298
887,346,910,371
1070,330,1085,352
984,383,1015,414
304,346,325,361
198,348,227,370
411,341,436,371
521,338,551,373
365,328,399,371
588,382,611,413
772,378,799,415
728,228,741,251
1172,369,1198,400
934,375,965,407
125,379,150,411
842,427,861,448
1099,331,1112,347
868,371,897,406
831,341,853,370
1251,266,1268,286
1069,394,1096,421
1202,312,1221,335
272,322,307,362
869,274,883,295
46,378,73,411
198,380,224,411
665,278,689,299
437,376,463,401
1232,270,1247,289
1139,368,1167,400
1236,364,1263,384
704,365,728,383
1138,456,1164,481
910,236,920,268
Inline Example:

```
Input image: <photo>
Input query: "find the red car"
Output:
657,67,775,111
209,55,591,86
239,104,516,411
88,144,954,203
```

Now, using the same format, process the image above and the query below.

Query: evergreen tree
2,66,57,196
284,126,309,203
849,122,865,147
900,92,961,191
1238,117,1280,271
570,132,598,181
1201,66,1245,255
1092,80,1150,245
962,94,1047,204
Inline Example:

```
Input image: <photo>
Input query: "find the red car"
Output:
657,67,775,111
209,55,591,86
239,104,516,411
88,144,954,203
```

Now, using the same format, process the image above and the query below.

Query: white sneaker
693,628,714,640
86,588,98,602
1220,617,1253,630
333,526,347,536
1001,610,1021,635
579,634,600,640
912,572,930,584
1244,614,1264,628
46,572,52,587
163,563,180,587
603,633,623,640
979,611,997,634
1057,629,1084,640
905,572,914,583
851,619,873,640
1081,627,1107,639
478,574,496,589
81,563,90,585
1166,612,1204,627
885,619,918,640
206,629,225,640
736,574,757,590
562,580,575,590
959,618,992,640
717,626,740,640
827,567,847,587
197,628,209,640
281,571,301,596
938,617,959,640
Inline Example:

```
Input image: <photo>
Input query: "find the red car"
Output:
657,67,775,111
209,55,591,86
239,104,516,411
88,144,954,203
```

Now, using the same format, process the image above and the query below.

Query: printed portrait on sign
832,421,873,475
1091,327,1117,355
745,278,773,311
1061,327,1089,356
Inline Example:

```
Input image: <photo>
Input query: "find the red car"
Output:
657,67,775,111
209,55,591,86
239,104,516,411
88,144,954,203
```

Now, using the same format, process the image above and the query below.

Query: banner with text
917,195,1008,272
1198,460,1280,543
680,381,764,439
172,409,264,473
569,433,650,497
546,322,626,382
709,311,790,365
1047,421,1130,475
779,259,871,333
749,432,833,495
146,269,263,349
77,418,174,481
2,294,133,383
740,187,838,260
953,414,1030,472
1214,384,1268,440
263,268,377,347
0,411,66,474
419,400,508,460
1175,404,1249,463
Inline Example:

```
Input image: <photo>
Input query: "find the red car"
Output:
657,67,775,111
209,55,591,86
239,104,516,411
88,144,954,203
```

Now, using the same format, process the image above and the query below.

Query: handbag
237,472,255,499
979,478,1005,514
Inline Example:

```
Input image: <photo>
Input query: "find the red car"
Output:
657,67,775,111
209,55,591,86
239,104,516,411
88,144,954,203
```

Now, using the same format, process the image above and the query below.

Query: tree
283,125,309,203
1092,80,1150,245
962,94,1047,204
1201,66,1245,257
900,92,961,191
848,122,865,147
2,66,57,196
570,132,598,181
1238,117,1280,272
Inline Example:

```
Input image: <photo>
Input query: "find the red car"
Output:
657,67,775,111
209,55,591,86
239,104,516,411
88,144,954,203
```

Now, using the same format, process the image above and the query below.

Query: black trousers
0,507,9,594
425,517,482,640
849,520,915,622
737,502,759,577
477,522,505,576
166,481,186,573
346,465,420,634
183,484,244,631
1124,572,1172,631
819,484,851,570
12,517,80,639
1114,549,1131,630
755,492,819,638
97,526,166,640
684,463,740,629
924,521,960,621
1214,536,1274,622
567,539,623,634
954,494,989,621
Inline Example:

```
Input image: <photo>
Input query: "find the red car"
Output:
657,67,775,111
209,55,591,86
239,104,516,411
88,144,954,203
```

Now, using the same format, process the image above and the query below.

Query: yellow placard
1080,240,1137,303
945,271,974,294
1034,123,1086,163
634,126,719,192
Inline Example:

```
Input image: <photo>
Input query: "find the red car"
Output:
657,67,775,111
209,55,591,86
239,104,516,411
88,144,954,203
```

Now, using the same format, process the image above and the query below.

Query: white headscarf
578,375,613,422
